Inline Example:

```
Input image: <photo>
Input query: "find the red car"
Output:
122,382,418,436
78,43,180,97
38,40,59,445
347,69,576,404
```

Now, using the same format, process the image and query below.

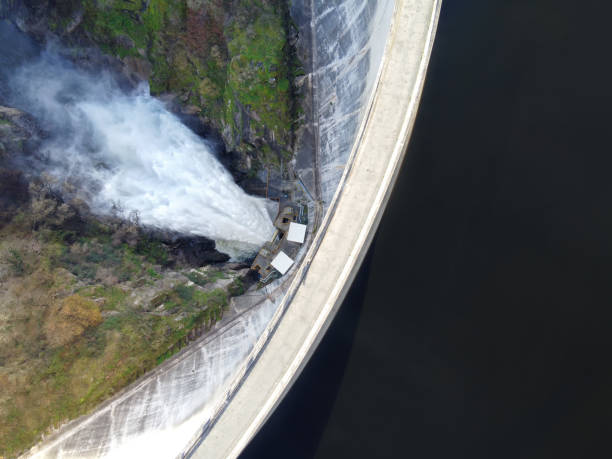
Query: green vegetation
82,0,180,57
147,266,162,279
0,214,243,457
5,248,27,275
186,267,228,287
74,0,299,166
223,0,296,162
228,276,245,296
135,236,169,265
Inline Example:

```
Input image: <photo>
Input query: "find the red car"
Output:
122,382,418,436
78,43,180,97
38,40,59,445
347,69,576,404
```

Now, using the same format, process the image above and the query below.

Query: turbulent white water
8,49,274,252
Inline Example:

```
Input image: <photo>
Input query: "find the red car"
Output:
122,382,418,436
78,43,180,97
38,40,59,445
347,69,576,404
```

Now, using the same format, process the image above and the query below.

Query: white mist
9,49,275,254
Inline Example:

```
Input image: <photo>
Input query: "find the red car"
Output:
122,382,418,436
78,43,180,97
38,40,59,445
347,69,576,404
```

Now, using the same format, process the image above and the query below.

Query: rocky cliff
2,0,300,175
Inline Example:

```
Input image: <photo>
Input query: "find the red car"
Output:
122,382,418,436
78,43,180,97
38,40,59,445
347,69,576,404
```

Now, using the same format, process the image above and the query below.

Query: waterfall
6,46,274,253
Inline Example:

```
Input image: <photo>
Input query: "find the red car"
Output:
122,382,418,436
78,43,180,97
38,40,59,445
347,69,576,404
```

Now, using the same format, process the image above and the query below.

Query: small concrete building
287,222,307,244
251,201,308,281
270,251,294,275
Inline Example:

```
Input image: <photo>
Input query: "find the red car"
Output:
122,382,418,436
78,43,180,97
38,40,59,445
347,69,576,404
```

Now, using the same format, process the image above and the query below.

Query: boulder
165,235,230,267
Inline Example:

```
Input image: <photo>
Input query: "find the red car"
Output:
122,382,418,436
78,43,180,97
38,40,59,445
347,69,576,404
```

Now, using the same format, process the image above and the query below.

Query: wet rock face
165,235,231,266
0,105,40,157
0,168,28,224
131,228,231,268
0,105,40,224
4,0,300,174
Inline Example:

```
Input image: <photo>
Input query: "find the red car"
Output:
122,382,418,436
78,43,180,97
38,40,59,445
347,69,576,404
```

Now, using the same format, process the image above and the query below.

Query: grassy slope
0,215,242,457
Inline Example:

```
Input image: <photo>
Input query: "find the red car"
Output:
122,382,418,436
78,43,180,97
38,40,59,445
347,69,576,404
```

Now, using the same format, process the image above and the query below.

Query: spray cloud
7,47,275,255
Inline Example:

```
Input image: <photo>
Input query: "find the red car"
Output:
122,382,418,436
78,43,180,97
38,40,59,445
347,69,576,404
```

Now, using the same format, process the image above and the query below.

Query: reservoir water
243,0,612,457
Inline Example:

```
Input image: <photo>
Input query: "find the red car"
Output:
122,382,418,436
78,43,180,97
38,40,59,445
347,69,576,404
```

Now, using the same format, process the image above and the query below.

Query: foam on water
7,48,274,253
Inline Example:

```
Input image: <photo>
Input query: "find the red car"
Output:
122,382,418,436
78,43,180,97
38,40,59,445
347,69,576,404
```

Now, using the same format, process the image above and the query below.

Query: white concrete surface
271,251,295,275
312,0,396,207
192,0,442,457
287,222,307,244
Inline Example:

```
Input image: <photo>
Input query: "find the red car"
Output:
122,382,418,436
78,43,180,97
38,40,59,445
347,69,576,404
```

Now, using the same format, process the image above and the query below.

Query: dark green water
243,0,612,457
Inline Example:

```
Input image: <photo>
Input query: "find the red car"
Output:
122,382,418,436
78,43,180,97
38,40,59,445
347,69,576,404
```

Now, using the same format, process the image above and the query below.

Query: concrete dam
25,1,441,457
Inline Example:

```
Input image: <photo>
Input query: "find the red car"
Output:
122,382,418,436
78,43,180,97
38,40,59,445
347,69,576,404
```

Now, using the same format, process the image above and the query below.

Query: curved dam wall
194,0,441,457
292,0,395,207
26,298,281,458
25,0,435,457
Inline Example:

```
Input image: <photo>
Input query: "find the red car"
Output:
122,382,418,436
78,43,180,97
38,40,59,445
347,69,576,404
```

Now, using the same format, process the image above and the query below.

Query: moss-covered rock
44,294,103,347
12,0,300,170
222,0,296,163
0,105,39,157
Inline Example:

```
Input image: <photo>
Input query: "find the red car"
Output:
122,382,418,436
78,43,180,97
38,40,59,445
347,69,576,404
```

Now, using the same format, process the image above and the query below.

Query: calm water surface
244,0,612,457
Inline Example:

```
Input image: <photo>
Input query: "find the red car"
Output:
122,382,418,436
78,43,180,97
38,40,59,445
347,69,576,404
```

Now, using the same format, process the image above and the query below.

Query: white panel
271,251,294,275
287,222,307,244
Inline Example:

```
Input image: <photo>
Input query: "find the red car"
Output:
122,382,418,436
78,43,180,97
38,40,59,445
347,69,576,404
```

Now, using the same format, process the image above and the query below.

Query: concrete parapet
192,0,442,457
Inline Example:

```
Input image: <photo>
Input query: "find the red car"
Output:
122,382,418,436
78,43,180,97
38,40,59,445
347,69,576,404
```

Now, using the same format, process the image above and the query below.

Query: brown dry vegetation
0,195,246,457
44,295,103,347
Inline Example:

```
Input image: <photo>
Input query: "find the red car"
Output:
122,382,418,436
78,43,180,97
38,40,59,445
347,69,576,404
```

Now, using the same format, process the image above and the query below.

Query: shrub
174,284,194,302
6,249,27,276
44,294,103,347
228,277,244,297
186,271,208,287
135,237,169,265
